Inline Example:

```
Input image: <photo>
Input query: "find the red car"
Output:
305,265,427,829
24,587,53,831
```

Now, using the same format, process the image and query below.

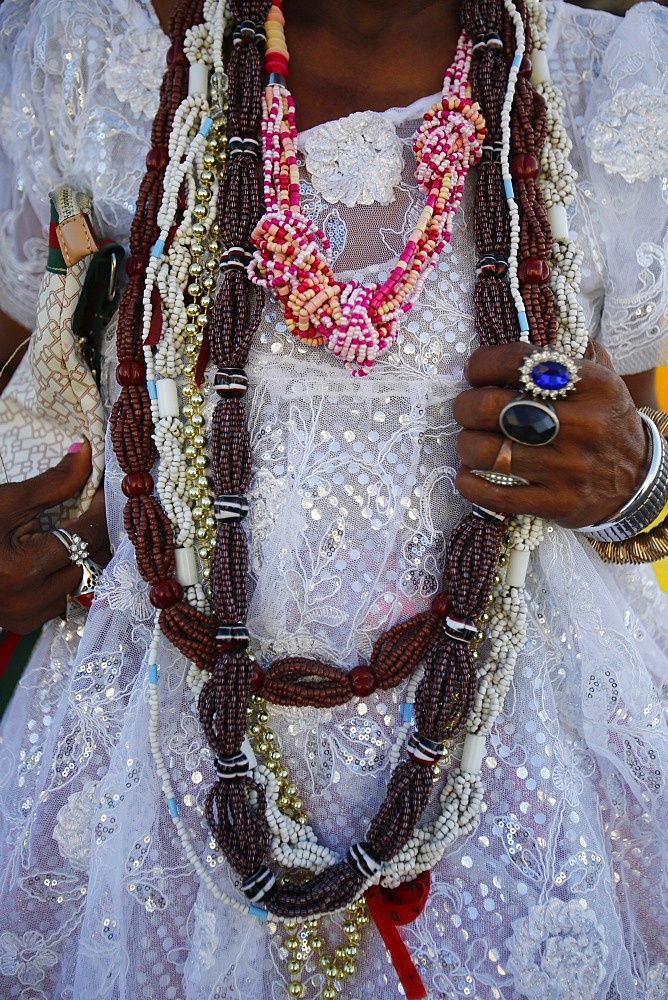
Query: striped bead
241,865,276,903
220,246,252,271
214,750,253,780
213,369,249,397
443,614,477,643
346,841,383,879
407,732,445,765
215,624,250,648
214,494,249,522
228,136,260,157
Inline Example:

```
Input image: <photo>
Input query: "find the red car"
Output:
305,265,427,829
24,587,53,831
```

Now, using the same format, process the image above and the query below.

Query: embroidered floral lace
0,2,667,999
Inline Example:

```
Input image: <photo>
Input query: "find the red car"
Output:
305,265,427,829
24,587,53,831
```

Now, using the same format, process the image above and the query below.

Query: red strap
0,630,22,680
365,885,428,1000
48,219,61,251
145,286,163,346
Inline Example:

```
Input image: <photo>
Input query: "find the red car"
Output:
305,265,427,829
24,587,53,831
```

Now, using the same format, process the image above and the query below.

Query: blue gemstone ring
518,348,580,400
499,397,560,447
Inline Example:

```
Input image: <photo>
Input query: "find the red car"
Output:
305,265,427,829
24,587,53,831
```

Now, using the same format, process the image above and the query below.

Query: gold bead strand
247,695,309,824
182,88,230,589
246,696,372,996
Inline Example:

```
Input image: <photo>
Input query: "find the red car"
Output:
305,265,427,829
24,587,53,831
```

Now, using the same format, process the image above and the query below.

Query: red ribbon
48,219,61,251
365,881,429,1000
194,328,210,388
144,286,163,347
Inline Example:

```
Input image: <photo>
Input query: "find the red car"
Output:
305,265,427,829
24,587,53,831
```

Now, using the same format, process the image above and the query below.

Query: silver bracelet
578,412,668,543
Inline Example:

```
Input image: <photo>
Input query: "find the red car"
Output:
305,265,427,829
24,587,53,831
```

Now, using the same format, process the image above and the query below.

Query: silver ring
51,527,90,566
471,468,530,487
74,557,103,597
518,348,580,400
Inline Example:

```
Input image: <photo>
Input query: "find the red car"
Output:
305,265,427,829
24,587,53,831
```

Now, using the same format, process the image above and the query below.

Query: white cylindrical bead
157,378,179,418
174,546,198,586
461,734,486,774
547,203,569,243
531,49,551,84
506,547,531,588
189,61,209,97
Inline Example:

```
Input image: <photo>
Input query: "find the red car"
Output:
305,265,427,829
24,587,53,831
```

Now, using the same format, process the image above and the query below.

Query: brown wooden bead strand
195,0,274,891
258,611,446,709
506,3,558,348
205,775,270,877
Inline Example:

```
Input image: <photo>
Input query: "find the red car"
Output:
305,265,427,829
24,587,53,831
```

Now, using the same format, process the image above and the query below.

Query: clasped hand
0,441,110,633
0,344,650,632
454,341,649,528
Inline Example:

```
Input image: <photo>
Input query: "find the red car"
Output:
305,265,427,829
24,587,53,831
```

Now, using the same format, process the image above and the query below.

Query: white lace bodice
0,3,668,1000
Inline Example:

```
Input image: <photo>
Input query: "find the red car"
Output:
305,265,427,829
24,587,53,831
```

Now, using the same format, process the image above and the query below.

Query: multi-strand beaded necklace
110,0,587,995
248,20,485,374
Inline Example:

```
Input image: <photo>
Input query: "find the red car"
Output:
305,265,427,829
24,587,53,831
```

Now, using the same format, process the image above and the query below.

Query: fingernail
67,441,84,454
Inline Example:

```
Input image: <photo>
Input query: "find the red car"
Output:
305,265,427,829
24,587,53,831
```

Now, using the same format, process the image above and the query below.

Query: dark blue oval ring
518,348,580,400
499,397,560,447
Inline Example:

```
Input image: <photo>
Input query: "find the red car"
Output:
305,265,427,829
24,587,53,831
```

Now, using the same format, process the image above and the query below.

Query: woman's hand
0,441,110,633
453,342,649,529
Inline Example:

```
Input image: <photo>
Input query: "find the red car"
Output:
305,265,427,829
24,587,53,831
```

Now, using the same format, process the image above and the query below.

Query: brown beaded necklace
111,0,555,929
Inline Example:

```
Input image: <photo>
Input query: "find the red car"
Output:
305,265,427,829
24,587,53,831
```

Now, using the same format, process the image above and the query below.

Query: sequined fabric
0,2,667,998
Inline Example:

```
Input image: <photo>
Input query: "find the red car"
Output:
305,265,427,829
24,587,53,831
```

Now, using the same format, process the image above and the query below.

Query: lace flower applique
302,111,404,207
588,84,668,183
53,780,99,871
506,898,608,999
107,29,167,120
0,930,58,988
647,964,668,999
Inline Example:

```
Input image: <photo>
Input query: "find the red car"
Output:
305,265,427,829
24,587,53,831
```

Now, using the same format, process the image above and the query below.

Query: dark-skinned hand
0,440,111,633
454,341,649,529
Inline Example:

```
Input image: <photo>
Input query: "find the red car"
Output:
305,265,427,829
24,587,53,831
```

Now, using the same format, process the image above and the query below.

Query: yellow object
654,367,668,591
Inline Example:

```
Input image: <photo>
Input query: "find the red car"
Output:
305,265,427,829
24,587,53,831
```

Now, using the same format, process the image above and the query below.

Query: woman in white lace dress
0,1,667,998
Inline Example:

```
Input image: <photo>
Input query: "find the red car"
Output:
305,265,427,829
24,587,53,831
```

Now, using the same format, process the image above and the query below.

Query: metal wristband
578,412,668,543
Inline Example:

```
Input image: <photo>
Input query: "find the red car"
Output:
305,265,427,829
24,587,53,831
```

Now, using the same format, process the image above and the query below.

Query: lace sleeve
550,1,668,375
579,2,668,374
0,0,165,332
0,1,50,331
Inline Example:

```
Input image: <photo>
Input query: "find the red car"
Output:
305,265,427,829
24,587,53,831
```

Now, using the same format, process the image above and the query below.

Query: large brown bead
349,665,377,697
146,146,169,172
121,471,154,497
510,153,540,180
251,661,265,692
149,578,183,609
518,257,551,284
125,254,147,277
116,361,145,386
431,592,451,618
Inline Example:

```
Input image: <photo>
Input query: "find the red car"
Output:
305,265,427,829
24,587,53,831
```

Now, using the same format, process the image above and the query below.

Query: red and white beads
248,4,486,374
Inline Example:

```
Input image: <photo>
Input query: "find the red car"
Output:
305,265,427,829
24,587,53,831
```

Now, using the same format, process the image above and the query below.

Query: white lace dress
1,2,668,998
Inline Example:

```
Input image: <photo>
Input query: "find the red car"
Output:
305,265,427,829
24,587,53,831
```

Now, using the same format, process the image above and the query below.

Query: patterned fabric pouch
0,188,123,525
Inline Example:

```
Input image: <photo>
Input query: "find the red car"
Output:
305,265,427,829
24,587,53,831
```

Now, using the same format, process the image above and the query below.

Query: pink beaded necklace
249,0,486,374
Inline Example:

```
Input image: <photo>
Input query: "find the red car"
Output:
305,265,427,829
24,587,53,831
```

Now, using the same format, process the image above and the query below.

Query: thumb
2,440,92,529
583,339,615,371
